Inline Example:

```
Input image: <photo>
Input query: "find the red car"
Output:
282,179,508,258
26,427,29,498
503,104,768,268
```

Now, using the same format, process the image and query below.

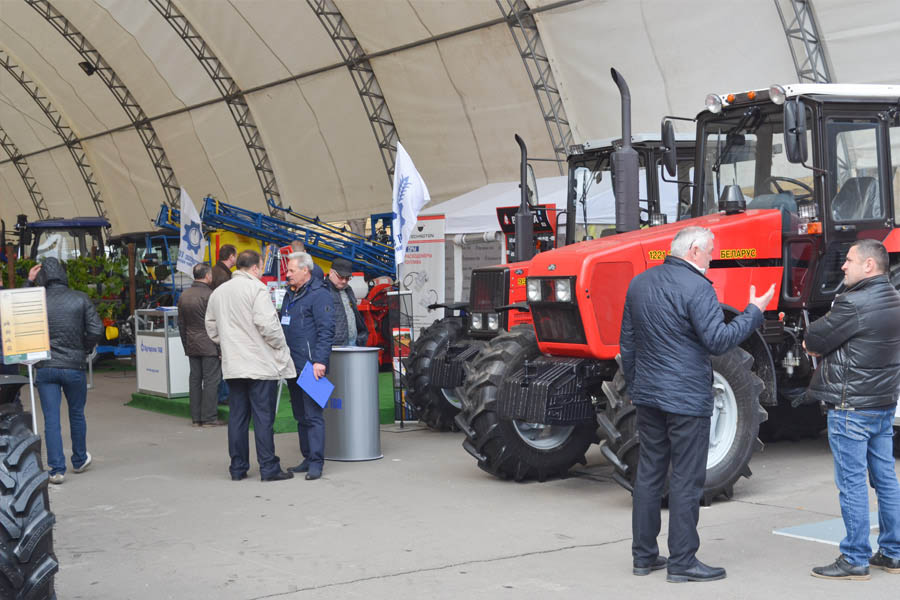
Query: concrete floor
35,369,900,599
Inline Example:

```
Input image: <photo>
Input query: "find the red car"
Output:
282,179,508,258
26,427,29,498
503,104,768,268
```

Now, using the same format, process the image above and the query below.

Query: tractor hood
526,209,785,359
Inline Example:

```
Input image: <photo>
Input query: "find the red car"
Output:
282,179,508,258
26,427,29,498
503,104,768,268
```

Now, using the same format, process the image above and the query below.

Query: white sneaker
73,452,92,474
48,473,65,485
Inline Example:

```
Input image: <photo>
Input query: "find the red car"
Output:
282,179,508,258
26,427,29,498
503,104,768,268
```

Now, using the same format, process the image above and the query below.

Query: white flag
391,142,430,265
176,188,207,276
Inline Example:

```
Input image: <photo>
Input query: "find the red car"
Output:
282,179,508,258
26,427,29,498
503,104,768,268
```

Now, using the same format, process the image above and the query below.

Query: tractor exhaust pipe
610,69,640,233
514,134,534,263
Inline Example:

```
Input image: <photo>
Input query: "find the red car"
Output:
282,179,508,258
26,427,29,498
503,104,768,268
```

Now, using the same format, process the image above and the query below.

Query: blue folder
298,361,334,408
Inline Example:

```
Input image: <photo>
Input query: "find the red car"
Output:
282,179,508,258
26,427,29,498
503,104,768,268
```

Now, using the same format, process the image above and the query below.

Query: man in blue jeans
805,238,900,580
29,258,103,485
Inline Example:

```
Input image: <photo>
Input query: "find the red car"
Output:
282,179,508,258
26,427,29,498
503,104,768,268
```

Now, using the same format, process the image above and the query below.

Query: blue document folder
298,361,334,408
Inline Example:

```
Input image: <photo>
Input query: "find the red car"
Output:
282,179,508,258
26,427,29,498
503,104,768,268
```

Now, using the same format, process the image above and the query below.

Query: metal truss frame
25,0,181,207
0,123,49,219
499,0,573,174
0,49,105,218
148,0,282,213
775,0,833,83
308,0,399,184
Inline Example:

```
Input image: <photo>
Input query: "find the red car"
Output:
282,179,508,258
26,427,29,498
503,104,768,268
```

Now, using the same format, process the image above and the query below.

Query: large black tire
406,317,469,431
455,326,597,481
0,409,58,599
605,347,767,503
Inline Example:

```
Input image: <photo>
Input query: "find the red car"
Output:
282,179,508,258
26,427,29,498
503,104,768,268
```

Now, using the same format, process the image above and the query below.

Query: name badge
281,315,291,326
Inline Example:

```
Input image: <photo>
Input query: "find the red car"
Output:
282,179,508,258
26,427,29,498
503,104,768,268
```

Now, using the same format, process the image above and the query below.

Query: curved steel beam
0,48,105,218
0,122,49,219
307,0,399,183
498,0,573,174
25,0,180,206
148,0,282,214
774,0,832,83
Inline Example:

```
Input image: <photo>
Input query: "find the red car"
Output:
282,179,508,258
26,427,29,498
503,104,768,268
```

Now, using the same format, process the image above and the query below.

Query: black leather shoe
870,550,900,574
305,469,322,480
811,555,870,580
634,555,667,576
667,560,726,583
231,473,247,481
288,460,310,473
261,470,294,482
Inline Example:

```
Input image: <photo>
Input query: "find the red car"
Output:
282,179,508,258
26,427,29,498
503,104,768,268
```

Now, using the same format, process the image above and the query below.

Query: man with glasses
324,258,368,347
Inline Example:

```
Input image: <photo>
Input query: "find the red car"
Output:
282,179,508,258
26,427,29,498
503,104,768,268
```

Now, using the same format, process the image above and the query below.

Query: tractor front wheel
456,326,596,481
406,317,469,431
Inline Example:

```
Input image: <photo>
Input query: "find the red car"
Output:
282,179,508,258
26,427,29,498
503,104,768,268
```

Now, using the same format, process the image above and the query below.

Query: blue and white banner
391,142,431,265
176,188,207,276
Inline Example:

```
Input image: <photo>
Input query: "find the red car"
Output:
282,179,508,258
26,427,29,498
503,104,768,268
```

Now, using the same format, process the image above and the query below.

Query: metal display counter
135,308,189,398
324,346,382,461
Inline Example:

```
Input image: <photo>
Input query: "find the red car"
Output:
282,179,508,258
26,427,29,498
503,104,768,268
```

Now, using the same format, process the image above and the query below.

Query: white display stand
135,309,189,398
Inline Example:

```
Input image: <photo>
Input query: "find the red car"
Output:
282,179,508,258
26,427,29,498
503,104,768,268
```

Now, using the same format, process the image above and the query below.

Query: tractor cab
14,214,110,261
686,84,900,310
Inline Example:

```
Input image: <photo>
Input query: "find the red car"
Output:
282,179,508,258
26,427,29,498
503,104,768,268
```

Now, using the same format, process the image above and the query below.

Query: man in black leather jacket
805,239,900,580
621,225,773,583
29,257,103,484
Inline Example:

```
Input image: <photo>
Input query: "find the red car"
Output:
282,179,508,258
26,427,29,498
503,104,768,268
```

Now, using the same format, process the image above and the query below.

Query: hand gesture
313,362,326,380
28,264,42,282
749,283,775,312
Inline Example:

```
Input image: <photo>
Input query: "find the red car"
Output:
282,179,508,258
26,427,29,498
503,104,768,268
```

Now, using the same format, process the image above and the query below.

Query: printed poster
398,215,445,334
0,287,51,364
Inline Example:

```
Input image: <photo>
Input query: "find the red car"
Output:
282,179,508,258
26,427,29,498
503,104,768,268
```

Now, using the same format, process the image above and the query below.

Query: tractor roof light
705,93,723,114
769,84,786,105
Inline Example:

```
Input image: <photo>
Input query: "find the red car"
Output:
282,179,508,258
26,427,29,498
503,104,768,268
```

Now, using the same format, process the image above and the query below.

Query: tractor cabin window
889,121,900,225
827,119,882,222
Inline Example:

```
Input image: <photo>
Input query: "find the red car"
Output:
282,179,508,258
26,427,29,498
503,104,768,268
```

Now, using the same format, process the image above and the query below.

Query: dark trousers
286,379,324,468
226,378,281,479
632,404,710,570
188,355,221,423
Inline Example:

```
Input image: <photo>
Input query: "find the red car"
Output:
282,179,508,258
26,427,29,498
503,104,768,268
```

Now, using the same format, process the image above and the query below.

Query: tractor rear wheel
406,317,469,431
0,408,58,599
456,326,596,481
604,347,767,503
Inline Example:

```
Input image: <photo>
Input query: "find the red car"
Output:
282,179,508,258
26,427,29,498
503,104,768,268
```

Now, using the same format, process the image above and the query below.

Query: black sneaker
870,550,900,574
811,555,871,580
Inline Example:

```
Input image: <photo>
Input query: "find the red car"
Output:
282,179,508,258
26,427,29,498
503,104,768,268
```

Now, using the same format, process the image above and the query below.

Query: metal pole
26,362,37,433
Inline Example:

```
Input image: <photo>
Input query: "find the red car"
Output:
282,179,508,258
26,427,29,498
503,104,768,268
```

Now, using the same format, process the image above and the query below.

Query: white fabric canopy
423,168,680,234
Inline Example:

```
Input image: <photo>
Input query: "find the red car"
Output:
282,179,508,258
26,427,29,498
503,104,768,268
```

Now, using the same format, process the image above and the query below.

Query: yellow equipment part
105,325,119,341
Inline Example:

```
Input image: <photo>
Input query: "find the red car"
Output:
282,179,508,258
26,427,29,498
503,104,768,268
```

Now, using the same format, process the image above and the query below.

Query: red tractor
456,75,900,500
406,106,695,432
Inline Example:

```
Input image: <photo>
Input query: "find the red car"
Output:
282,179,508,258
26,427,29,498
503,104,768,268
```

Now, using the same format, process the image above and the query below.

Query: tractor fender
722,303,777,407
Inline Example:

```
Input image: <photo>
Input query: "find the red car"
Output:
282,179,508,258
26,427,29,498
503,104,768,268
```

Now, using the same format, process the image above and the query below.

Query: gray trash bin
324,346,383,461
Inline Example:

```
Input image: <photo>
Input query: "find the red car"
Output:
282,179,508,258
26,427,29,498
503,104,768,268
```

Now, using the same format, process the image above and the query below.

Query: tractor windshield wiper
712,107,761,174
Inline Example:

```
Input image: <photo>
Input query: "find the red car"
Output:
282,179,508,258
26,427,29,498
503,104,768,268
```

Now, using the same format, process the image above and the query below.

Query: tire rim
512,420,575,450
441,387,463,410
708,371,739,469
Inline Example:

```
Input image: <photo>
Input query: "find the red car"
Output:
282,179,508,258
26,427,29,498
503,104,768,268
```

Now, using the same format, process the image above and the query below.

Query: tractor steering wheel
762,176,813,204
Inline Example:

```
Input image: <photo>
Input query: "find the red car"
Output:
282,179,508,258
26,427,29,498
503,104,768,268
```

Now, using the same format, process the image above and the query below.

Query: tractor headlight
705,93,723,114
486,313,499,331
526,279,542,302
471,313,483,330
769,84,786,105
554,279,572,303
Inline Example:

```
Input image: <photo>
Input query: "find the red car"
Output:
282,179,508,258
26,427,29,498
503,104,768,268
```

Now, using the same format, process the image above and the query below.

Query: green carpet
128,371,399,430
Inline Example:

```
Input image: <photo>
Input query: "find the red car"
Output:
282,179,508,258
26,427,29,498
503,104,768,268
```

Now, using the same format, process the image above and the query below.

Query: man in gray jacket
29,257,103,485
206,250,296,482
177,263,222,428
805,239,900,580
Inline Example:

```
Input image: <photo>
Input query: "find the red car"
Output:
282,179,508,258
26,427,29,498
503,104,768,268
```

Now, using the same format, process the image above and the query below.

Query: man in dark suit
177,263,222,427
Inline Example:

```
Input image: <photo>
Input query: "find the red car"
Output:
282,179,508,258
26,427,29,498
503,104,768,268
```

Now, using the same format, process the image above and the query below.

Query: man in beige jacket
206,250,297,482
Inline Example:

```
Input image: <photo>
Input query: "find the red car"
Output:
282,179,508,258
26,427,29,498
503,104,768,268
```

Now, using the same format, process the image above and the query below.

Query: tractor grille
469,268,509,312
531,304,587,344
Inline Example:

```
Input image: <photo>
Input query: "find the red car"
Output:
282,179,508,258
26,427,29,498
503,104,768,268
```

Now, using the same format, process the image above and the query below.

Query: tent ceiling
1,0,899,235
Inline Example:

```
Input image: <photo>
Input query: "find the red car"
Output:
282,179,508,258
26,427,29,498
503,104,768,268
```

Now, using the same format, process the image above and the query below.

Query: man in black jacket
324,258,368,347
621,226,773,582
805,239,900,580
29,258,103,485
177,263,222,427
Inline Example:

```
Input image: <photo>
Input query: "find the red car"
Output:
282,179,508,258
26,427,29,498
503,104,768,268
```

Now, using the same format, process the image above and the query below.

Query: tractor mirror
784,99,808,164
661,120,677,177
526,164,539,208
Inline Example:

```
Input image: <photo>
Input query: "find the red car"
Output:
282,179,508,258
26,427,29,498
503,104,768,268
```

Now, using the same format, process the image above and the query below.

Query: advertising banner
398,215,445,334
